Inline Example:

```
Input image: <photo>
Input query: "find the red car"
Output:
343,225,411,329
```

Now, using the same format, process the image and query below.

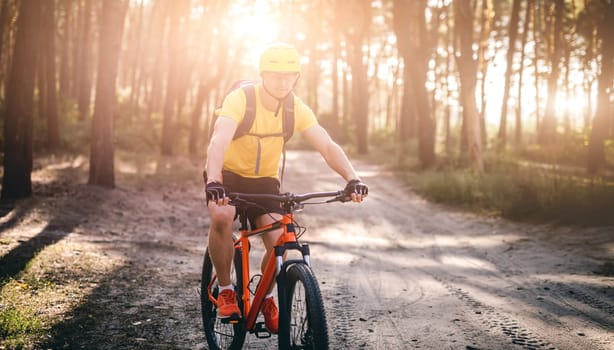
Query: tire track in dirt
437,277,557,350
324,278,369,349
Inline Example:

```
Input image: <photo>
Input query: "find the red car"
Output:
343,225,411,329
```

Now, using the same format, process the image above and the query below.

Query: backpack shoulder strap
282,93,295,143
233,84,256,140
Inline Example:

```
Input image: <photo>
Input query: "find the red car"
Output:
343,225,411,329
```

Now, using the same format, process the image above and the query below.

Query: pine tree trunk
477,0,492,149
0,0,9,98
454,0,484,173
77,0,92,120
587,1,614,174
498,0,521,149
516,0,533,146
393,0,416,141
1,0,42,200
88,0,128,188
41,0,60,149
59,0,72,100
128,0,145,119
160,1,184,155
539,0,564,145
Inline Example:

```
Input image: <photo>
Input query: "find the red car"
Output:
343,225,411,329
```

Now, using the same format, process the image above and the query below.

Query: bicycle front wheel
278,263,329,350
201,246,246,350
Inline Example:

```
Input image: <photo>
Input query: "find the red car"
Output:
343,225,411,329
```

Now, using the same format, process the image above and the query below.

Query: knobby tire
278,263,329,349
201,247,246,350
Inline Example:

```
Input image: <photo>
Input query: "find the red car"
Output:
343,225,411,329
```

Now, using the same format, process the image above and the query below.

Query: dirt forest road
1,150,613,350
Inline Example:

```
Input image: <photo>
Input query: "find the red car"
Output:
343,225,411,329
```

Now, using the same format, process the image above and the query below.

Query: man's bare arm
205,116,238,183
302,125,361,182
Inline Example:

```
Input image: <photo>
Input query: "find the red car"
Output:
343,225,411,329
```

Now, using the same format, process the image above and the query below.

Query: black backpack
212,80,296,178
212,80,295,143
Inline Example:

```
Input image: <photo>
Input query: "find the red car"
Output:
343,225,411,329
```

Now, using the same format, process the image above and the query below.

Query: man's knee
208,207,235,233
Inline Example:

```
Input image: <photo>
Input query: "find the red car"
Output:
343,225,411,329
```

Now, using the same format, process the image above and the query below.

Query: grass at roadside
0,226,122,349
363,135,614,226
407,166,614,225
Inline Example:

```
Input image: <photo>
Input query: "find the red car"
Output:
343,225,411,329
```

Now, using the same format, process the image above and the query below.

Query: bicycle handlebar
228,190,348,206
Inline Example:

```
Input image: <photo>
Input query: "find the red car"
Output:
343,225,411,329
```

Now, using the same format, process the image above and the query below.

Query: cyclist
204,43,368,334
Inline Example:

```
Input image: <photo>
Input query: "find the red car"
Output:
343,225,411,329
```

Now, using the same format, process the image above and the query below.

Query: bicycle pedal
253,322,272,338
220,314,242,325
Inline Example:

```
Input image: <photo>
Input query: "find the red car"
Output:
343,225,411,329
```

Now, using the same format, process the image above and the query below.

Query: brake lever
326,192,350,203
228,197,258,207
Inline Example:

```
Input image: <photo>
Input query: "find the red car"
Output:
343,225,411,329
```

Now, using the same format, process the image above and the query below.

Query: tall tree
515,0,534,146
77,0,93,120
498,0,522,149
127,0,146,118
340,0,371,154
0,0,12,98
188,1,228,154
41,0,60,149
393,0,416,141
89,0,128,188
59,0,73,101
454,0,484,173
393,0,436,167
1,0,42,200
587,0,614,173
539,0,565,145
160,0,189,155
477,0,493,148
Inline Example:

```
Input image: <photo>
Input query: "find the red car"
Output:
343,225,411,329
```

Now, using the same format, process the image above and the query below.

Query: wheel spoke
283,264,328,349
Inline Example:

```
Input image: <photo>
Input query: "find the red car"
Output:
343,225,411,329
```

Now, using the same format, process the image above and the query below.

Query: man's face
261,72,299,99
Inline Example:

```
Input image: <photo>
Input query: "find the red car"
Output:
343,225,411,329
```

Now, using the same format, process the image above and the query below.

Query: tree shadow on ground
0,179,99,286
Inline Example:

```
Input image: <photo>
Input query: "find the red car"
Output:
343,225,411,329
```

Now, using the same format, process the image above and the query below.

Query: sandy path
1,150,612,349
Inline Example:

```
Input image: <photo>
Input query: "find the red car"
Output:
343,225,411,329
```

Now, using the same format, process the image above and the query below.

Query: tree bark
0,0,10,98
1,0,41,200
160,0,189,155
341,0,370,155
88,0,128,188
454,0,484,173
128,0,145,119
498,0,521,149
516,0,533,146
59,0,73,100
393,0,416,141
77,0,92,120
41,0,60,149
477,0,493,149
539,0,564,145
587,1,614,174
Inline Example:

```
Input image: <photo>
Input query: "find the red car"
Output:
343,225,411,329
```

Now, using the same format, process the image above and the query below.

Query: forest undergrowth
365,132,614,226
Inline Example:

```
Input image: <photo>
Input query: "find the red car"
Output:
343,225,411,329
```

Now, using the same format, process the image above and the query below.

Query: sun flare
227,2,281,69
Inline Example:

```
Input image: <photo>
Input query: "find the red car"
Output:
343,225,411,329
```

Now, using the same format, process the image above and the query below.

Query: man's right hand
206,181,227,205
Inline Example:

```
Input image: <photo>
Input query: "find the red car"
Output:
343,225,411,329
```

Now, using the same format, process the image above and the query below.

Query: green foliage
0,306,45,347
407,160,614,225
516,133,589,167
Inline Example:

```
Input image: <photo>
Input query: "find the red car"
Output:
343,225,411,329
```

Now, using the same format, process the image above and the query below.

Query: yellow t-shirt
220,85,318,179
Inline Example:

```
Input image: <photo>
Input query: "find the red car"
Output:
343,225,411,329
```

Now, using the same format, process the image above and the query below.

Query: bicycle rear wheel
201,246,246,350
278,263,329,350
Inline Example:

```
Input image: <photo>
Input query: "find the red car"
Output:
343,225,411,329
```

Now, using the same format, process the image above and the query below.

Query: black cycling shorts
221,170,282,229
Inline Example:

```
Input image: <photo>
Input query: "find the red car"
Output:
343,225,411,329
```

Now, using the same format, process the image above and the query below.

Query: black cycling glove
205,181,226,203
344,179,368,198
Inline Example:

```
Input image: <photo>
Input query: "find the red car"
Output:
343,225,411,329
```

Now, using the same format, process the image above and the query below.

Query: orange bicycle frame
207,212,298,330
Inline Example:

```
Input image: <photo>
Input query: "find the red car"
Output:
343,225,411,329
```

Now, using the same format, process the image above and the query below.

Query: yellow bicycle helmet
259,43,301,74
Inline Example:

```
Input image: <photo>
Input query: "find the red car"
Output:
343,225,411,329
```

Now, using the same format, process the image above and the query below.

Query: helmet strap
262,75,299,117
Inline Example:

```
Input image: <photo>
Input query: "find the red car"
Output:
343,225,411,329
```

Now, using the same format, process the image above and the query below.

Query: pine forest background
1,0,613,225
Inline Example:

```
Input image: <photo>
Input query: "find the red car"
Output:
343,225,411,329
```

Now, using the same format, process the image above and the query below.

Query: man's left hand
344,179,368,203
